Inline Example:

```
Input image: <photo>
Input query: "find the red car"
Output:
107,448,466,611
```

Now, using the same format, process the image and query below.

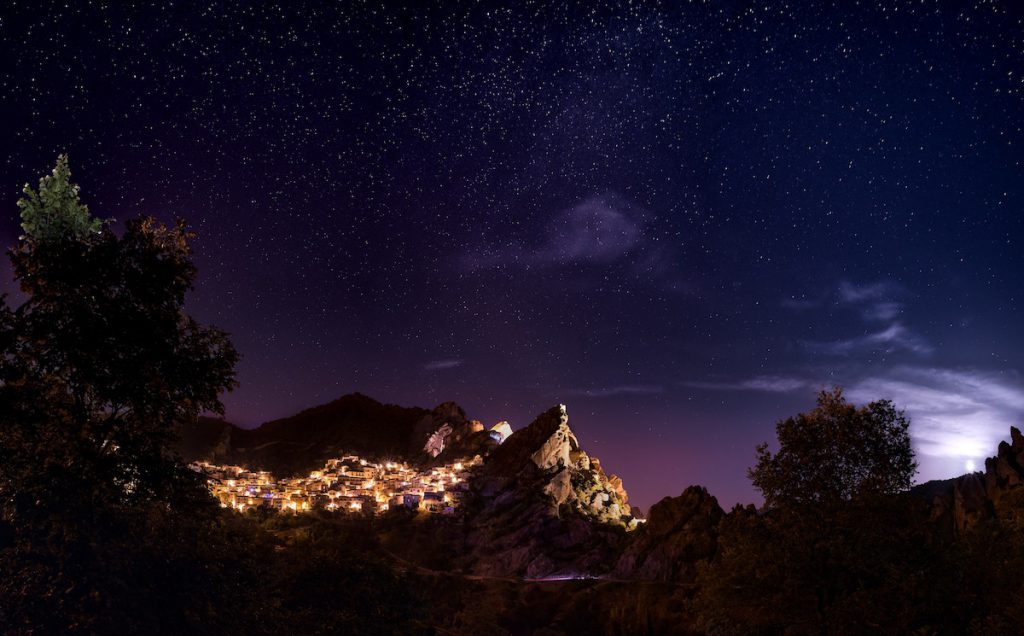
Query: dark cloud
837,280,907,323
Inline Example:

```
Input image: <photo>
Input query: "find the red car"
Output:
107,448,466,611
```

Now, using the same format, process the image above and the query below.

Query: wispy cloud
564,384,663,398
423,359,464,371
838,280,907,323
681,375,808,393
846,367,1024,481
461,193,663,271
804,322,932,356
782,280,906,323
539,195,643,265
837,280,901,304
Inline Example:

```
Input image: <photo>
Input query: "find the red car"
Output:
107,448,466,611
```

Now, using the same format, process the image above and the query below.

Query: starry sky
2,1,1023,510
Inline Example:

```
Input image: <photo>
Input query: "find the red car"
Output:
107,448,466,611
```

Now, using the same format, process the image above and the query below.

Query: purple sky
2,2,1023,510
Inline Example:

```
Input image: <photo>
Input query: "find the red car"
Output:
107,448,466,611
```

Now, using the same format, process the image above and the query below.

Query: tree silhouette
750,387,917,508
0,156,241,632
697,389,954,634
0,157,425,635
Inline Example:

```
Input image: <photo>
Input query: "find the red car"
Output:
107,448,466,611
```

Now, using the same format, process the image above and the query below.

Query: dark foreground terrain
175,395,1024,635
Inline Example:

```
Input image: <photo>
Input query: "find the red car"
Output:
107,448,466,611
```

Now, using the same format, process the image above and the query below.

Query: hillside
177,393,493,476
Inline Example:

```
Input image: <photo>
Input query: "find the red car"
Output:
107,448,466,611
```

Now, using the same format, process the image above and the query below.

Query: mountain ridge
177,392,494,476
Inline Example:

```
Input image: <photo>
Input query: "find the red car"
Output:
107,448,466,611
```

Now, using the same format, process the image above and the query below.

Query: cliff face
479,405,635,527
984,426,1024,496
462,405,637,578
416,401,497,465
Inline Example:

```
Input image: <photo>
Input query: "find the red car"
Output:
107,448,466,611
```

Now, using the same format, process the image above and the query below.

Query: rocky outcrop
462,405,635,578
614,486,724,583
922,426,1024,536
424,423,453,457
952,472,991,534
481,405,634,527
414,401,499,465
985,426,1024,496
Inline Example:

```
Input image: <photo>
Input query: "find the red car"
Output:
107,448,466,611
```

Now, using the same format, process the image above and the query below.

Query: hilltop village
190,420,517,515
193,455,483,515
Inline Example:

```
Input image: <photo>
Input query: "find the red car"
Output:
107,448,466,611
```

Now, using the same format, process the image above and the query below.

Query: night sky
3,1,1023,510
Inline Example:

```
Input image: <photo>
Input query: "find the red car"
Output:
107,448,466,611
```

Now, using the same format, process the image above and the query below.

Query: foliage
0,156,243,632
0,156,425,634
957,487,1024,633
749,387,917,508
696,388,959,634
269,515,427,636
16,154,105,242
2,156,239,514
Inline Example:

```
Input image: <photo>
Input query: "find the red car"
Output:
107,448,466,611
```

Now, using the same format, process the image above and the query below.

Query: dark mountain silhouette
177,392,493,476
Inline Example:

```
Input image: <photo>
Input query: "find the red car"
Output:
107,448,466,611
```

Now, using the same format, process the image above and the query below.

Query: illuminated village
191,421,516,514
193,455,482,514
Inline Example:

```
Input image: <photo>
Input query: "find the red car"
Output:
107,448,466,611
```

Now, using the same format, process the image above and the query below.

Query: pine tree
0,156,241,633
16,154,105,242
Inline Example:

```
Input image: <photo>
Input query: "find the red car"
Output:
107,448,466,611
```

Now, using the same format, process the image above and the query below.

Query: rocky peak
985,425,1024,494
462,405,634,578
432,401,467,423
529,405,576,470
481,404,634,528
928,426,1024,535
410,401,498,463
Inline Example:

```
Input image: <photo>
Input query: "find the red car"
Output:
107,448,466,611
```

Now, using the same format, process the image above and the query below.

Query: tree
696,389,955,635
0,156,242,633
749,387,917,508
16,154,105,241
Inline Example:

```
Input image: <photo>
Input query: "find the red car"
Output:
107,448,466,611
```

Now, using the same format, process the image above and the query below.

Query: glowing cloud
846,367,1024,482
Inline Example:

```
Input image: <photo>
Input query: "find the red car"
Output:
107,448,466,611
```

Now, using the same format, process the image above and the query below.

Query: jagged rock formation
424,423,453,457
414,401,498,465
614,486,724,583
481,404,633,526
985,426,1024,494
922,426,1024,536
461,405,635,578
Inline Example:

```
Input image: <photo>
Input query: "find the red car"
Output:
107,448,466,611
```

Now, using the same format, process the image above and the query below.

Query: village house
194,453,482,517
